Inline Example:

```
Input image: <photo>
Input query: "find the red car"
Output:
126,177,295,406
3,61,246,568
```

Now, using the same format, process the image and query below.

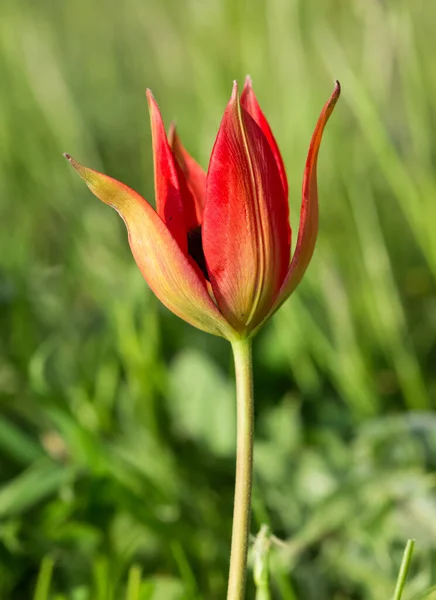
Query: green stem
227,338,254,600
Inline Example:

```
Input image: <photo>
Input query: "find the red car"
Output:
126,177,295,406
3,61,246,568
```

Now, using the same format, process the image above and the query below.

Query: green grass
1,0,436,597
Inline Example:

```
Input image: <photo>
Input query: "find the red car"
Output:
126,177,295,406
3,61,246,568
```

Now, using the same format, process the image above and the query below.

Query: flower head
65,79,340,340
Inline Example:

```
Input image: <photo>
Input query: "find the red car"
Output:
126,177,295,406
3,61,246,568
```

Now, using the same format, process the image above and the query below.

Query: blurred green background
1,0,436,598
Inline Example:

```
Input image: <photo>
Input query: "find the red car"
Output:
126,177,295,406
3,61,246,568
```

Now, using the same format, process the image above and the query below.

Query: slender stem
227,338,254,600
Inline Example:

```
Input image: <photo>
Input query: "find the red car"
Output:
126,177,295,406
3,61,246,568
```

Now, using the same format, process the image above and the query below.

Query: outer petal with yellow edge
63,157,235,339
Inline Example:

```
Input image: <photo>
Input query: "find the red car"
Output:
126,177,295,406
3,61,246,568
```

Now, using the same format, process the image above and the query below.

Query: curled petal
146,90,187,252
64,155,235,339
168,123,206,229
203,82,291,334
241,76,288,199
272,81,341,314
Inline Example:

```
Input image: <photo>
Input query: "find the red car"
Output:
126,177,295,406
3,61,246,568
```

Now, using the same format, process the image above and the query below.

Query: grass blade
393,540,415,600
126,565,142,600
34,556,54,600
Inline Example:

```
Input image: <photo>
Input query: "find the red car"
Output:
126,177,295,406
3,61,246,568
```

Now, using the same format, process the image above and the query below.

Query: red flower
65,79,340,340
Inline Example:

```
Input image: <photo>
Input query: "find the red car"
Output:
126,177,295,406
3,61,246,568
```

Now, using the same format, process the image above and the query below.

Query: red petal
65,155,235,339
146,90,187,252
273,81,341,311
241,76,288,199
168,123,206,229
202,82,291,334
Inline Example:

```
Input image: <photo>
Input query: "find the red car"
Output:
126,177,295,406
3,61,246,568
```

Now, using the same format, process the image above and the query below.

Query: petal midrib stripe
235,98,266,327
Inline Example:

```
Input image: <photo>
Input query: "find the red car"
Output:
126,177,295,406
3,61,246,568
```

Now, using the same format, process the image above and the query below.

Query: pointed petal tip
244,74,252,88
323,80,341,117
64,153,80,170
230,80,238,101
145,88,155,104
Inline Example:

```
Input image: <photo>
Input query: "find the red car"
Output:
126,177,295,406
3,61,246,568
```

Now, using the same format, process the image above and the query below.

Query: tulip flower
65,78,340,600
65,78,340,342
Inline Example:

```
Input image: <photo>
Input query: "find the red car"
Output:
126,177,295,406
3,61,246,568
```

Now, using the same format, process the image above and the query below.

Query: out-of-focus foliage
1,0,436,597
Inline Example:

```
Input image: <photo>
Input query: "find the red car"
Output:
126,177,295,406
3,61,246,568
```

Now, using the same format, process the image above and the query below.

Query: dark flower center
187,226,209,280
